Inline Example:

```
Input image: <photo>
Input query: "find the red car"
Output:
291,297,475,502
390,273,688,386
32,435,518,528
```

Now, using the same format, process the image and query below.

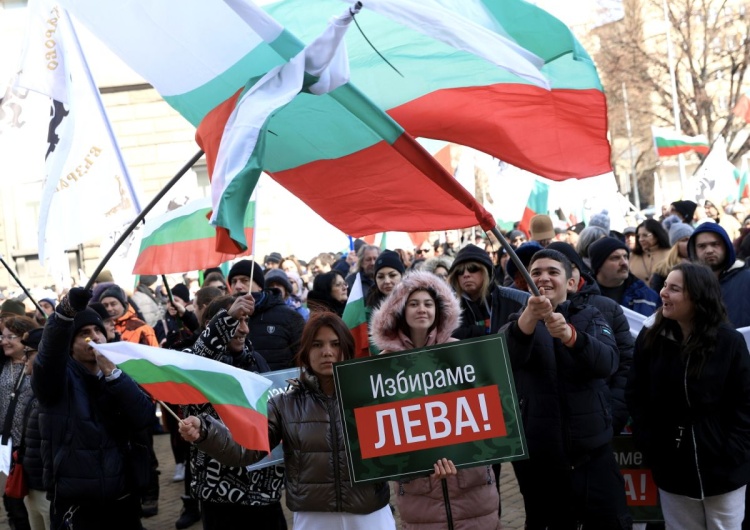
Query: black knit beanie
374,250,405,276
227,260,265,290
100,286,128,311
588,237,629,275
449,244,494,277
547,241,590,275
72,308,107,340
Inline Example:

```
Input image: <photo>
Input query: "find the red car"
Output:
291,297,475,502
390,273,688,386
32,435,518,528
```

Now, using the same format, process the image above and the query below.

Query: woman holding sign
627,262,750,528
179,312,398,529
371,270,500,530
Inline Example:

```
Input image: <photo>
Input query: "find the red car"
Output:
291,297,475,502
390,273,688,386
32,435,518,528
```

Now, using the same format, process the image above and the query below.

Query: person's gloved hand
57,287,93,318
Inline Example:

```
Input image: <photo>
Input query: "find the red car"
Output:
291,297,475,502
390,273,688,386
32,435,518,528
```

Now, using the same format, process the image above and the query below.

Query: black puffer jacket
248,289,305,370
187,309,283,506
452,285,529,340
627,323,750,498
505,301,618,467
572,272,634,434
197,371,390,514
32,313,155,501
21,399,43,491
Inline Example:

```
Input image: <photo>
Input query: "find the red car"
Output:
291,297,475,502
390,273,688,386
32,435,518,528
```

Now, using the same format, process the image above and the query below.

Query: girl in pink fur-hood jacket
370,271,500,530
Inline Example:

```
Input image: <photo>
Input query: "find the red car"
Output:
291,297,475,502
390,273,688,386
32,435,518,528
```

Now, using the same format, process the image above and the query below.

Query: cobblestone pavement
0,432,527,529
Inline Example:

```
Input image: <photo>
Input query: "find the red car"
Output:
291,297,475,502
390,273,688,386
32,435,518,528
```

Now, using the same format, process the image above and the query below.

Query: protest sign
333,334,526,483
613,435,663,523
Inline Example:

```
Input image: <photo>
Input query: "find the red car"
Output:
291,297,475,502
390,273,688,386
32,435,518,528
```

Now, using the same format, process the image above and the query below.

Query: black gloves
57,287,93,318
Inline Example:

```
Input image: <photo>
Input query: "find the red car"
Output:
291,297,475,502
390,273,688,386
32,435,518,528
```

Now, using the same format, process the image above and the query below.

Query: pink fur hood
370,270,461,352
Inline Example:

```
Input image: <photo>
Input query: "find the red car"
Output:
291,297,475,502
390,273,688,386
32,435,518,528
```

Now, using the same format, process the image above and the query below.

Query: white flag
16,0,139,263
691,136,737,205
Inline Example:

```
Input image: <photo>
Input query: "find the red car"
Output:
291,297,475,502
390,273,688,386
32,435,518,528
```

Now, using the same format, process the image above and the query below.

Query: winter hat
507,230,526,242
72,308,107,340
264,269,293,296
20,328,43,351
588,210,611,233
39,298,56,309
547,241,590,275
623,226,637,236
505,241,544,281
529,214,555,241
661,214,682,233
0,299,26,317
671,200,698,223
170,283,191,303
139,275,158,287
285,271,304,295
668,222,694,247
89,302,112,322
265,252,283,265
94,270,114,283
449,244,494,277
588,237,629,275
374,250,405,276
100,286,128,311
227,260,265,290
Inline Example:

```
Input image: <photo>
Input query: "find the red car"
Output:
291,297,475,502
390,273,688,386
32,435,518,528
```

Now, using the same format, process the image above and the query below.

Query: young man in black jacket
33,288,155,529
505,249,632,529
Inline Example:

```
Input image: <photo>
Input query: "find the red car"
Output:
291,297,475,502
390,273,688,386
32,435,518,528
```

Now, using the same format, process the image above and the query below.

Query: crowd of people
1,196,750,529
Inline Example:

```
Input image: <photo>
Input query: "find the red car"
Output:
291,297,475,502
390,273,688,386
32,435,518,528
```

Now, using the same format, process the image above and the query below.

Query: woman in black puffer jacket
627,262,750,528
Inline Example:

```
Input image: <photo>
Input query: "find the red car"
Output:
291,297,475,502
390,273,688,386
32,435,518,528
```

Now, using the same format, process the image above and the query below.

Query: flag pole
489,227,540,297
0,254,45,315
84,150,204,290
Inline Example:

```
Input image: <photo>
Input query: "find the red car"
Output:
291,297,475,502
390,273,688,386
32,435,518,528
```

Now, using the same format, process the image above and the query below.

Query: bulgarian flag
518,179,550,238
652,127,710,157
342,273,369,358
132,197,255,274
93,341,272,452
736,157,750,201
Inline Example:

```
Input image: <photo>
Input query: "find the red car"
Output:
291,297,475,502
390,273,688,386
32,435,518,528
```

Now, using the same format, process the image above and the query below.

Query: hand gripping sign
333,334,528,483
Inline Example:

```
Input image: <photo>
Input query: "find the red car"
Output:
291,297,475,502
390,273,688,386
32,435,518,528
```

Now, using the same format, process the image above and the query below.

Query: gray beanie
588,210,611,233
668,222,694,247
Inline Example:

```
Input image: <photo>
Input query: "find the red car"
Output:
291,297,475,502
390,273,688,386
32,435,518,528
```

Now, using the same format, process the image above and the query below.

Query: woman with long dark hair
180,313,396,529
371,270,500,529
627,262,750,528
630,219,670,284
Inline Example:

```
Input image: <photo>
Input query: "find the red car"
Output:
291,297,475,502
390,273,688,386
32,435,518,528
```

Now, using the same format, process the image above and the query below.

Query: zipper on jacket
684,353,705,500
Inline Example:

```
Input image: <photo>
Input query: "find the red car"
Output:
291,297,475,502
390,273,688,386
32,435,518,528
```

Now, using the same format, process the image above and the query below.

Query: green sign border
333,334,528,484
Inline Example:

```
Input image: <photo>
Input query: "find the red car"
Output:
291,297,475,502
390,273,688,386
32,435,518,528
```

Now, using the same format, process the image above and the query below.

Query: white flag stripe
358,0,549,90
140,197,212,239
210,6,354,226
93,341,273,409
348,272,364,304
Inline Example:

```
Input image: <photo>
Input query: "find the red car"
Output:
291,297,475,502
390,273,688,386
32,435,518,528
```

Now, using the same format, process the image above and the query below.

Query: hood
370,270,461,352
687,222,734,271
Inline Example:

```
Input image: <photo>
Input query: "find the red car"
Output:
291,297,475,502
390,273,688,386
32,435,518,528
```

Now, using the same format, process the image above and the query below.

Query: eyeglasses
454,263,482,276
0,335,18,342
216,285,227,292
332,282,347,289
637,232,654,240
415,248,432,255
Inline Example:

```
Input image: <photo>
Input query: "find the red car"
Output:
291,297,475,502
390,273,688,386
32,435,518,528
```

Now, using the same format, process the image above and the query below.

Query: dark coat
620,274,661,317
452,285,529,340
21,399,43,492
32,313,155,501
572,272,634,434
248,290,305,370
627,323,750,498
505,301,618,467
187,309,282,506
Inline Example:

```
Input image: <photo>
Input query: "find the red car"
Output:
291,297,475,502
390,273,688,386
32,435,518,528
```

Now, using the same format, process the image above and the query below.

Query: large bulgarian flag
342,273,369,357
518,179,551,238
56,0,605,249
652,127,710,157
133,197,255,274
93,341,272,452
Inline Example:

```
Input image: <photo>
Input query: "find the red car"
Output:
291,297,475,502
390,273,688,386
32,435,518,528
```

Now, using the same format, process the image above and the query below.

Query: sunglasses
455,263,482,275
415,248,432,255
